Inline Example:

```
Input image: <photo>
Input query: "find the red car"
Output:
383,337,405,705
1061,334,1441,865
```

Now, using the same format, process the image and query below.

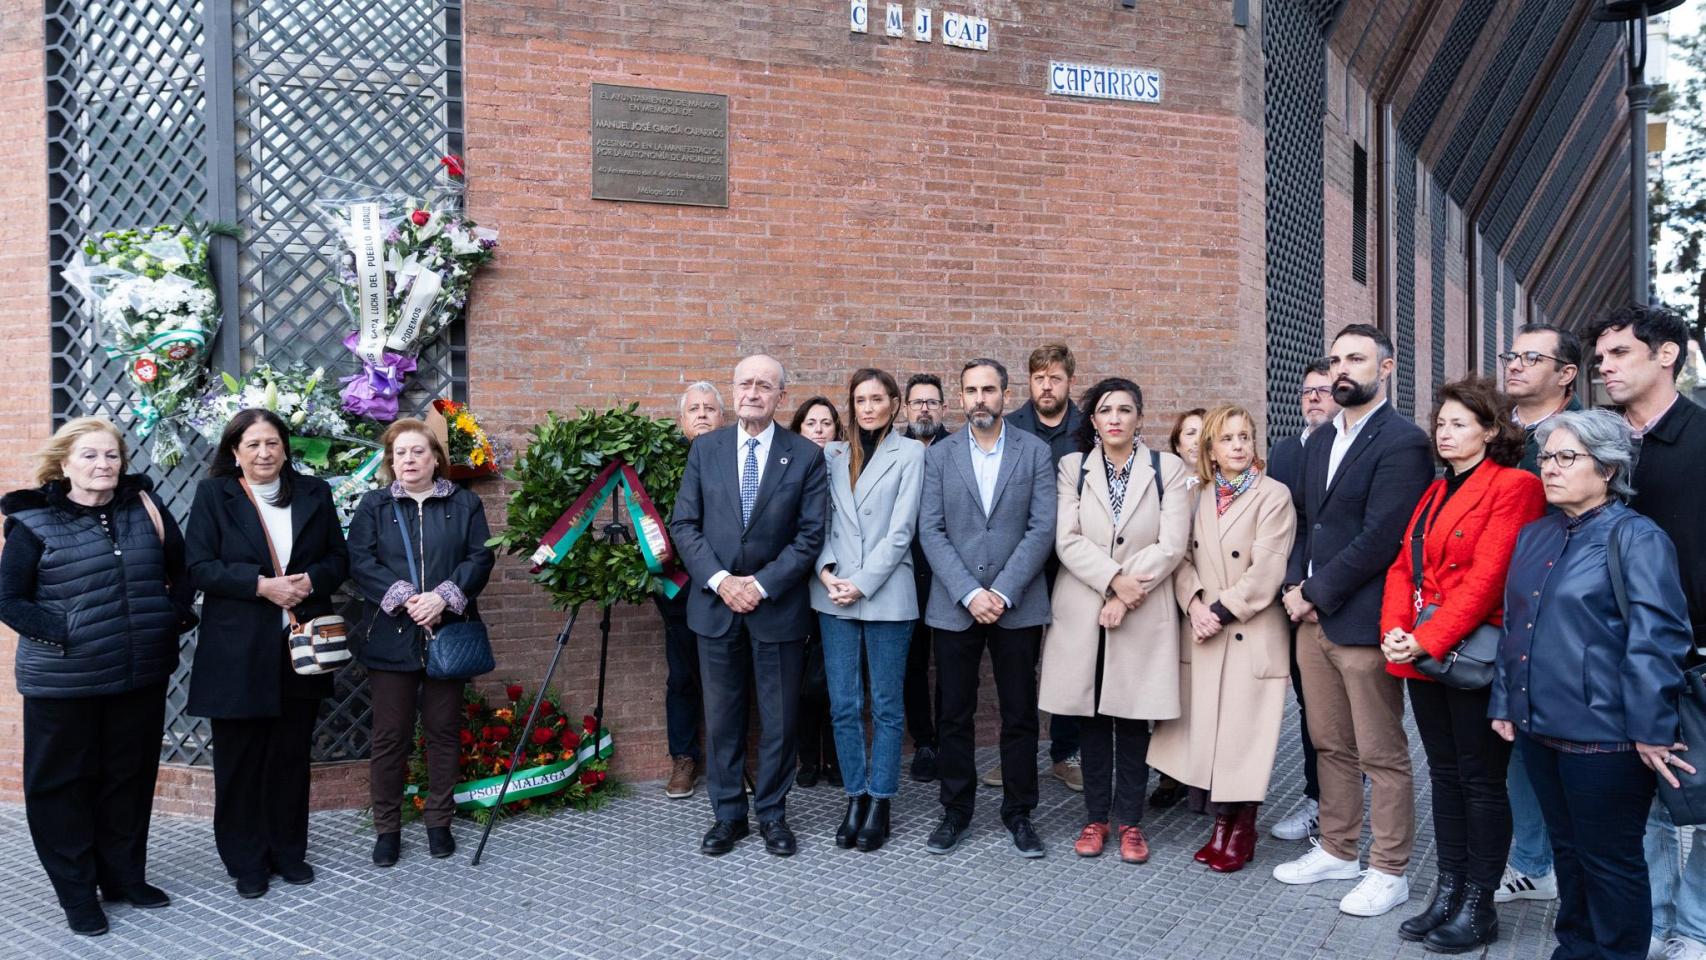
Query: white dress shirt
709,420,777,598
1326,398,1385,489
962,423,1011,610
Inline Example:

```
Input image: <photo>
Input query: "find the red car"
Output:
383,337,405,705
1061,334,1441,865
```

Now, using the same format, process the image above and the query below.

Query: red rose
506,684,523,702
411,209,430,226
579,770,600,787
560,731,577,750
459,730,474,747
480,726,494,742
465,702,482,718
531,726,554,745
440,154,465,179
538,699,555,717
582,714,598,735
492,725,511,741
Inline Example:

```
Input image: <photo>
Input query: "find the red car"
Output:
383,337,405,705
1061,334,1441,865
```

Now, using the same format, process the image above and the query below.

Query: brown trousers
1295,621,1415,874
368,669,465,832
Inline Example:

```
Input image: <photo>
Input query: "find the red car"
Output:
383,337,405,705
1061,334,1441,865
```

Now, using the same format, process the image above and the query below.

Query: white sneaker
1269,797,1319,841
1493,864,1558,903
1272,837,1361,884
1665,937,1706,960
1655,937,1674,960
1338,869,1410,917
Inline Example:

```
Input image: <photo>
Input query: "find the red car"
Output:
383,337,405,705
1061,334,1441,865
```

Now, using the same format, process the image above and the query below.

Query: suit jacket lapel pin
779,457,789,465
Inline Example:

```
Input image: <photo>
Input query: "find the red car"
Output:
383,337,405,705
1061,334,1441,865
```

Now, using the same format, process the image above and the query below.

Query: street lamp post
1593,0,1685,305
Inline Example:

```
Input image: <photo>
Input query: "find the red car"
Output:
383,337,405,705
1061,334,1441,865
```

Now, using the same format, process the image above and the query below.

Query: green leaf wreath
491,405,688,609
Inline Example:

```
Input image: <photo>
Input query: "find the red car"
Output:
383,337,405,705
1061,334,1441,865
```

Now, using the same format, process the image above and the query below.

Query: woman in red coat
1379,376,1544,954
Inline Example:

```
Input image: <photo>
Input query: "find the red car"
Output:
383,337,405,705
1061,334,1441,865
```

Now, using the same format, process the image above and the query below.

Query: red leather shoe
1074,822,1110,857
1208,804,1259,873
1118,825,1150,864
1194,813,1233,864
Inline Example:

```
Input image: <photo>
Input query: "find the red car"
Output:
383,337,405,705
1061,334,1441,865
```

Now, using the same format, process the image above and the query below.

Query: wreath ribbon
528,459,688,599
406,729,614,811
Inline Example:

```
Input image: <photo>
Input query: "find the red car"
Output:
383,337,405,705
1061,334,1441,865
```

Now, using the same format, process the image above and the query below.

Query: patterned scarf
1214,467,1259,516
1104,449,1135,524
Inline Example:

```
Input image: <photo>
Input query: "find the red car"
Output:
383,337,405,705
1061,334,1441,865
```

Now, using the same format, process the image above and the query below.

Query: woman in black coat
185,408,348,900
346,418,493,866
0,417,195,936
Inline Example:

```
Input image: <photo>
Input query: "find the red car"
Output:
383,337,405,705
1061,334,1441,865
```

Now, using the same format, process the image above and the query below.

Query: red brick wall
459,0,1266,785
0,0,50,802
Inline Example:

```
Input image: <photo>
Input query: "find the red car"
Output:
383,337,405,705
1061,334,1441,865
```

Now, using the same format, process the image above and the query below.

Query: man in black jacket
902,373,951,782
1591,303,1706,958
1274,324,1433,918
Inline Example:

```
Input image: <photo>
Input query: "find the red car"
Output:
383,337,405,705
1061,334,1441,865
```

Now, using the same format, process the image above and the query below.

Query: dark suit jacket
1286,403,1432,646
668,423,828,641
1630,395,1706,668
1266,433,1306,496
185,474,349,718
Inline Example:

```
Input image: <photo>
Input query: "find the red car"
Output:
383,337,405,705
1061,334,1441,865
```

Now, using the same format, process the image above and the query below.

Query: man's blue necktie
740,437,760,526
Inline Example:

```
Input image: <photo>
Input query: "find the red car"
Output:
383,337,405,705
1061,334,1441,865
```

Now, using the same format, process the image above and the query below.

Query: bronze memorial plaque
590,83,729,207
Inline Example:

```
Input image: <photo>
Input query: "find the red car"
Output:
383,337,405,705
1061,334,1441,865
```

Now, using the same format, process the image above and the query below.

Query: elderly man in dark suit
668,354,828,857
918,358,1058,858
1274,324,1432,919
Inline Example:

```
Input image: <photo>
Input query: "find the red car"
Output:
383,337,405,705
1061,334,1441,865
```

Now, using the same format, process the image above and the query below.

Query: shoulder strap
1151,449,1163,506
1076,455,1090,497
391,499,419,590
137,491,165,544
1607,515,1631,623
239,478,299,629
1409,485,1444,594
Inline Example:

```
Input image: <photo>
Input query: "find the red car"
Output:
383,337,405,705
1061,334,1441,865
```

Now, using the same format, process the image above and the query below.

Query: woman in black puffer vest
0,417,196,936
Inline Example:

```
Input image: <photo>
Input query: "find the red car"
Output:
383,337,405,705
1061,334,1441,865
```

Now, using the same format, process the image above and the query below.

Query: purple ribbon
339,331,416,421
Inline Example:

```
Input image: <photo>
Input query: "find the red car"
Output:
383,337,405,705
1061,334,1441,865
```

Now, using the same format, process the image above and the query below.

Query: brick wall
459,0,1266,785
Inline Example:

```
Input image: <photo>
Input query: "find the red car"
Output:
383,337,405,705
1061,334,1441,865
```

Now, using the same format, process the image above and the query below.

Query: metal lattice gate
1263,0,1332,442
1394,142,1417,418
45,0,465,765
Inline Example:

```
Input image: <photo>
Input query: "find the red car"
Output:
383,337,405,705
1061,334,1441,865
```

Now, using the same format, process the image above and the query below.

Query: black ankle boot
1423,882,1498,954
856,798,891,852
1398,873,1462,942
836,795,870,849
372,831,401,867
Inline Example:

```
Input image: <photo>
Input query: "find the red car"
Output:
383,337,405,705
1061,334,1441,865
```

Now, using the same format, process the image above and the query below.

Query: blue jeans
1648,796,1706,944
1506,740,1553,876
819,614,912,799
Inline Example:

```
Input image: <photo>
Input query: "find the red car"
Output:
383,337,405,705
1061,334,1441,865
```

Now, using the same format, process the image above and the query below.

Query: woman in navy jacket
1490,409,1692,960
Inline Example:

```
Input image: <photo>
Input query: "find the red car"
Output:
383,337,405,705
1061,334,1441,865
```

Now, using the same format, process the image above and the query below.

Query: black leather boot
1398,872,1462,942
836,795,870,849
1423,882,1499,954
856,798,891,852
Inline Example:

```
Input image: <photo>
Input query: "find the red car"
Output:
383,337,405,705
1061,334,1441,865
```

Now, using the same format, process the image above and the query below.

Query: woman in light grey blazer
812,368,926,853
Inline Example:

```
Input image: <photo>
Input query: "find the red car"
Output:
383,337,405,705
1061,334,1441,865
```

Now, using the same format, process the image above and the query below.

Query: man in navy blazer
1273,324,1432,918
917,358,1058,859
668,354,828,857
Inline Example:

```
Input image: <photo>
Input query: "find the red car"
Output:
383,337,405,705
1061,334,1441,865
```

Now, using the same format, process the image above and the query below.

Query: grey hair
735,353,787,390
679,381,724,415
1534,408,1636,501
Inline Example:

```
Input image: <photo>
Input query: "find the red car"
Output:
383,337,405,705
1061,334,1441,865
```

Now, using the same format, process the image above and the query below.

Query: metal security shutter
1430,183,1449,393
1394,142,1416,417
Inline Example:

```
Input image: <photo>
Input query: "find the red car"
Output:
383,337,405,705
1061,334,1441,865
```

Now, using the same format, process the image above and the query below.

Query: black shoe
64,901,109,936
856,798,891,852
1008,816,1045,858
272,860,314,885
1399,873,1463,942
797,763,821,788
235,874,269,899
372,831,401,867
1149,776,1186,810
836,795,871,849
926,814,969,855
911,746,939,783
824,764,843,788
1423,882,1499,954
700,818,750,856
427,826,456,859
760,818,798,856
100,881,171,909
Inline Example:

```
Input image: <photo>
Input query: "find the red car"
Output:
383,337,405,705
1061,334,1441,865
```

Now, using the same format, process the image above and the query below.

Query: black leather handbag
1407,488,1498,691
393,500,494,681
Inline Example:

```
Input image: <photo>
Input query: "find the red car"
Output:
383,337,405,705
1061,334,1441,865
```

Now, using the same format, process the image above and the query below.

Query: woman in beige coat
1148,404,1297,874
1038,377,1191,865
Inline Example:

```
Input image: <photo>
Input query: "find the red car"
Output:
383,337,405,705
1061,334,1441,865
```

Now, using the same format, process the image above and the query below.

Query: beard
904,414,938,438
1302,409,1332,429
1332,375,1379,408
967,406,997,430
1032,392,1065,417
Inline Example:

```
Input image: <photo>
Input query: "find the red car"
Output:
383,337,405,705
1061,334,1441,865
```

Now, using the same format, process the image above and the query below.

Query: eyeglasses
907,399,943,410
1498,350,1564,368
1299,386,1332,400
1535,449,1586,468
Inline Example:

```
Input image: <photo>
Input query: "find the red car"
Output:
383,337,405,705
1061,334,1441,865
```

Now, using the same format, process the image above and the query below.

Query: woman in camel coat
1149,404,1297,874
1039,377,1192,864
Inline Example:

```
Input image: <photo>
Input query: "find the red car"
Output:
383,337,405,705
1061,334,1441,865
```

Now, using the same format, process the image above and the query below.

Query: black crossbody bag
393,499,493,681
1409,488,1500,690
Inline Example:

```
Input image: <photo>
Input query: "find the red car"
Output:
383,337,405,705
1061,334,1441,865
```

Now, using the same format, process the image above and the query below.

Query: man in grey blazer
917,358,1058,858
668,354,829,857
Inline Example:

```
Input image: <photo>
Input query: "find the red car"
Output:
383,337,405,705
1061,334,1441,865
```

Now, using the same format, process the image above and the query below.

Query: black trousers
1519,734,1655,960
368,669,464,832
935,622,1041,825
656,600,703,760
903,607,938,749
698,623,805,824
22,683,167,909
797,631,836,770
1288,622,1321,801
1081,713,1148,826
1407,679,1511,889
210,696,319,881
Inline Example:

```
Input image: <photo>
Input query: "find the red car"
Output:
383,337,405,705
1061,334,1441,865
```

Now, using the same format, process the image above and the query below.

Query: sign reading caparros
1046,61,1163,104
